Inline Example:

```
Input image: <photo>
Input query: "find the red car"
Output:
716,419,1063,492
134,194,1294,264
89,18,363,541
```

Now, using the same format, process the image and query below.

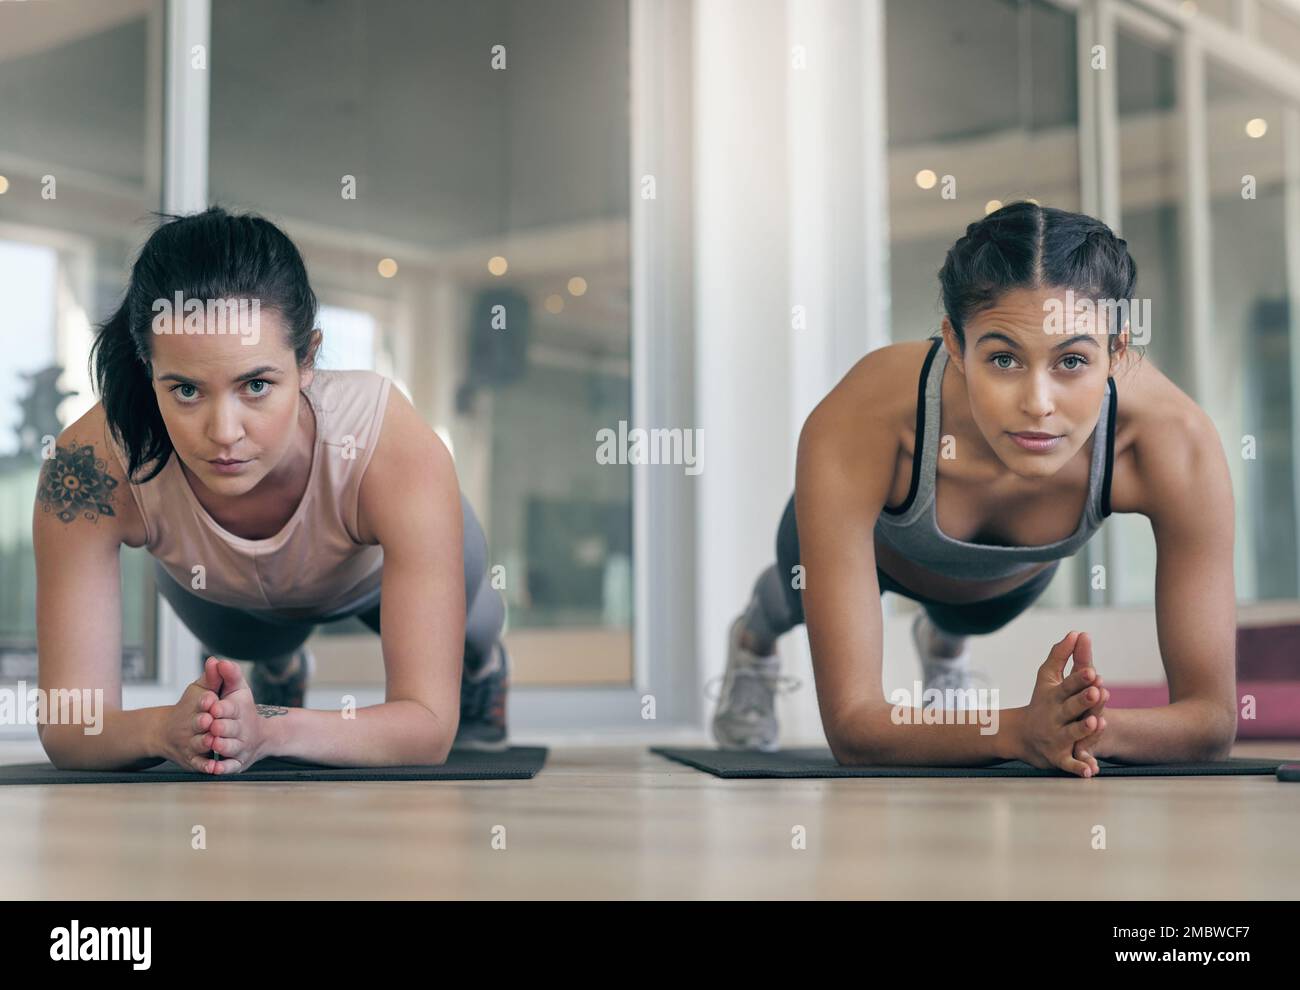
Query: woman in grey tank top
713,202,1238,779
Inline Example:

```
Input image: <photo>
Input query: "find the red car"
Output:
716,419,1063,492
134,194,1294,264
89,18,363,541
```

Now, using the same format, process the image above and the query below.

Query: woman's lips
207,458,250,474
1008,432,1062,452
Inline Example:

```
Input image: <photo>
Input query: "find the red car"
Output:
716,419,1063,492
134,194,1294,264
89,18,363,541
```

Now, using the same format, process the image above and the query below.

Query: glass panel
885,0,1081,606
1182,0,1238,27
0,0,162,682
209,0,633,682
1205,63,1296,600
1108,31,1186,606
887,0,1080,344
316,305,377,372
1257,3,1300,63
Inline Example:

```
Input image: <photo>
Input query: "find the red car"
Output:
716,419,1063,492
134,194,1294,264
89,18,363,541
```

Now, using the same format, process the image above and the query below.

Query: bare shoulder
34,402,144,548
1108,351,1232,522
801,339,930,459
356,381,457,546
797,339,930,514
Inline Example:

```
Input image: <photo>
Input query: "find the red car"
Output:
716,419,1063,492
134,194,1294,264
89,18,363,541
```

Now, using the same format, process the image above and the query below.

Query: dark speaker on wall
456,288,531,413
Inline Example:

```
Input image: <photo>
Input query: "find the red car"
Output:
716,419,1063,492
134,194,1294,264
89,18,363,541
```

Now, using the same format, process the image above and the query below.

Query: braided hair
937,201,1138,356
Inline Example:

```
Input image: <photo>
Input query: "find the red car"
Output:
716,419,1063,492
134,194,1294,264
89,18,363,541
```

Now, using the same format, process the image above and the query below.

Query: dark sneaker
452,643,509,751
251,647,314,709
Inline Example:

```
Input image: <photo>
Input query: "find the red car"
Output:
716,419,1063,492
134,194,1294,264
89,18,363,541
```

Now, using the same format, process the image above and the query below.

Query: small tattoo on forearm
37,441,119,524
257,705,289,718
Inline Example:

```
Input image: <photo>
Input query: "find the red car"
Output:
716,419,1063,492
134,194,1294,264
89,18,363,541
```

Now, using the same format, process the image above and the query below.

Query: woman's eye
172,384,198,401
246,379,271,396
1060,354,1087,371
992,354,1015,370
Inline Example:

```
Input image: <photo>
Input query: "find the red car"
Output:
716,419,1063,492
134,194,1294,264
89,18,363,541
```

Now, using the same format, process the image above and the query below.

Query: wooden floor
1,740,1297,899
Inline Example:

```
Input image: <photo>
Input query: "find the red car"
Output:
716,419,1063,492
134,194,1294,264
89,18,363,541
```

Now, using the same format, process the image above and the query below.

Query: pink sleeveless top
113,370,392,621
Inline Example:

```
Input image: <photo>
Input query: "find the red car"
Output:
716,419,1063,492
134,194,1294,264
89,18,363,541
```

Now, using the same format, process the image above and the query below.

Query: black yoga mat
650,747,1292,779
0,746,548,784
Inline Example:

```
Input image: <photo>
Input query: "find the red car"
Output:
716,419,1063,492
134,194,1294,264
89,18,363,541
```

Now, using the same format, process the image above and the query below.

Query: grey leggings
155,492,506,667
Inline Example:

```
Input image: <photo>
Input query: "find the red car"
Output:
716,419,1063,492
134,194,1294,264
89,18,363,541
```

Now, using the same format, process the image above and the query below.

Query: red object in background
1102,624,1300,739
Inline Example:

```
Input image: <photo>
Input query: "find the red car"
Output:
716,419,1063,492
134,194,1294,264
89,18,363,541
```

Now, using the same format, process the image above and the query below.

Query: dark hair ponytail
91,299,168,483
89,205,320,483
937,201,1139,354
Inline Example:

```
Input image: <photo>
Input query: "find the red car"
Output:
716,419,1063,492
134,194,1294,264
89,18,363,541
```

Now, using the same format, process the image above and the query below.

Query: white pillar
163,0,209,214
694,0,794,705
694,0,890,740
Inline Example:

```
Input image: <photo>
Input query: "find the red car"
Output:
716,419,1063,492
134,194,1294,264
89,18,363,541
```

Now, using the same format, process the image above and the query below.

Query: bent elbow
1202,740,1234,763
826,723,880,767
38,726,79,771
428,715,456,766
1197,702,1237,761
401,699,455,765
1206,717,1237,762
428,737,453,766
825,701,888,766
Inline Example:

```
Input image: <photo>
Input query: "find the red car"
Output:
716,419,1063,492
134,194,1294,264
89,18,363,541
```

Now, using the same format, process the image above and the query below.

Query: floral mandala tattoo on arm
37,442,119,524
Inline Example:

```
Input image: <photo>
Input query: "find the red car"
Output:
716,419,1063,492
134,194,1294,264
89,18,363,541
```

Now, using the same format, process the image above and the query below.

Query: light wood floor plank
1,741,1296,899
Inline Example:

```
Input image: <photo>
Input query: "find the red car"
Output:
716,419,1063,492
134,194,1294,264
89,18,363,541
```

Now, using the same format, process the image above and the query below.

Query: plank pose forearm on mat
33,207,506,774
713,202,1237,775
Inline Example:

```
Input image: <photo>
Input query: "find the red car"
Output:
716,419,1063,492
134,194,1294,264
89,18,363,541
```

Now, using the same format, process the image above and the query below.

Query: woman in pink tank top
34,207,506,774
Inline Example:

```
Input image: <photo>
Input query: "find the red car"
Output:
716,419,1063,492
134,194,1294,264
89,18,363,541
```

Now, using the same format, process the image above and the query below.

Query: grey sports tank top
874,336,1117,582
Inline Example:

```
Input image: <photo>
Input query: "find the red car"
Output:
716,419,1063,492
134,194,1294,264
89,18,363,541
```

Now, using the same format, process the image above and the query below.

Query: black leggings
748,492,1059,639
155,491,506,667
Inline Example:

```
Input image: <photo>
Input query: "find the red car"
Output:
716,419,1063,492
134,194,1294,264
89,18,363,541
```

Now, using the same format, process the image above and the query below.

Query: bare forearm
40,707,166,771
831,702,1019,766
1097,701,1236,764
261,701,451,767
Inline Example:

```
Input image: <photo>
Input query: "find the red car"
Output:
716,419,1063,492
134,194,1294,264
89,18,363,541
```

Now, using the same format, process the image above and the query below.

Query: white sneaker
710,616,796,752
911,612,977,709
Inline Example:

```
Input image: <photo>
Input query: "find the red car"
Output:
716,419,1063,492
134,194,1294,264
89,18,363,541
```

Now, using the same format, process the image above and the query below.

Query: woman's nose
1021,376,1054,419
206,399,244,447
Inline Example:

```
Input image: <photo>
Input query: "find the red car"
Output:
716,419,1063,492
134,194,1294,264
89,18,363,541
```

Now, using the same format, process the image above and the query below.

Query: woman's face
944,285,1124,480
148,309,313,496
